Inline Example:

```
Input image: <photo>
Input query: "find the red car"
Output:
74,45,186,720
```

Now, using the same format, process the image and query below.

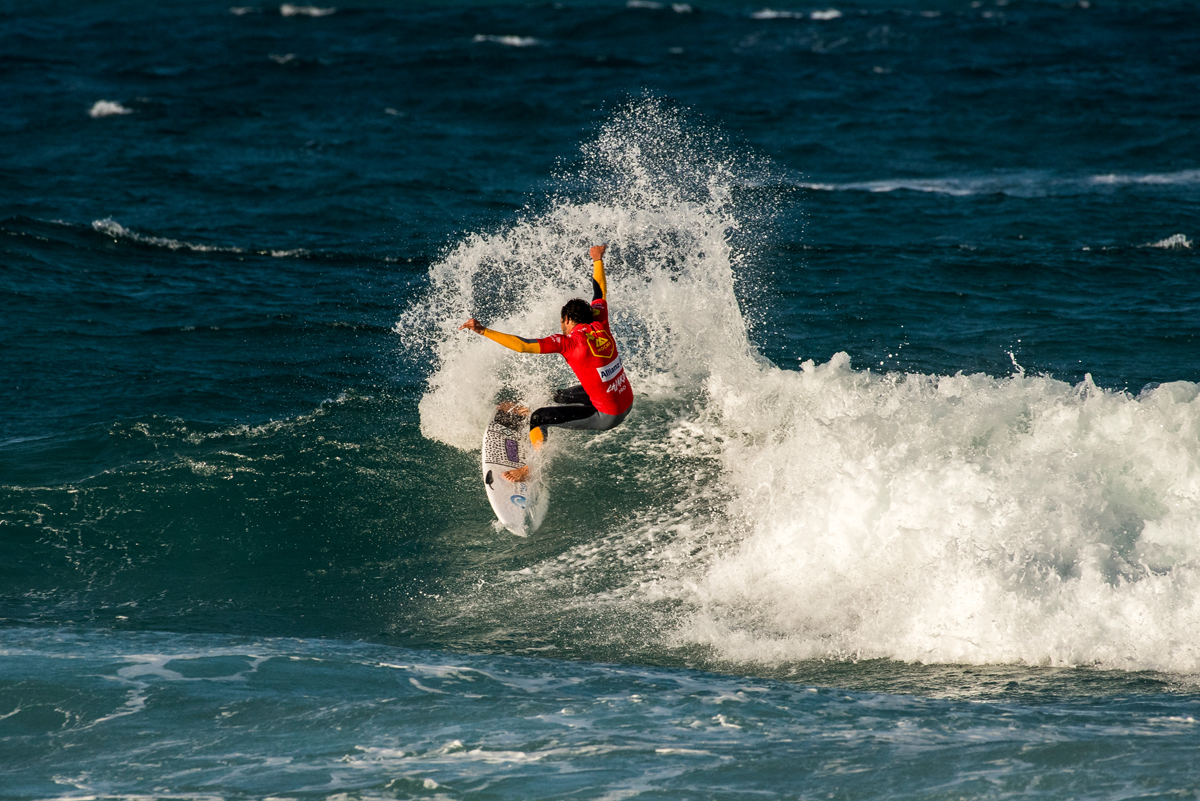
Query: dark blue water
3,1,1200,798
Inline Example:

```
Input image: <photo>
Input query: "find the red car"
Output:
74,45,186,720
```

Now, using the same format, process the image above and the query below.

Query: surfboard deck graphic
481,407,542,535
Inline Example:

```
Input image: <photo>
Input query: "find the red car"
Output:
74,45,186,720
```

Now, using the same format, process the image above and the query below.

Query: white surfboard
481,407,542,535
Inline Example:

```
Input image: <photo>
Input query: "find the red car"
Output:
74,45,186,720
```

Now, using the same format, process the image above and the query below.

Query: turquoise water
3,0,1200,797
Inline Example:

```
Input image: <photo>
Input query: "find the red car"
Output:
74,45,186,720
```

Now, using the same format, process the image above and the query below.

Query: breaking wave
400,100,1200,674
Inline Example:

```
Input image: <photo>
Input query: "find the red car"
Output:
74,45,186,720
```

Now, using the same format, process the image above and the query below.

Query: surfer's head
560,298,593,332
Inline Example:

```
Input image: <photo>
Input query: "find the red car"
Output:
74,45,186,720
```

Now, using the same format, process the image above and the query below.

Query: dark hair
561,298,594,326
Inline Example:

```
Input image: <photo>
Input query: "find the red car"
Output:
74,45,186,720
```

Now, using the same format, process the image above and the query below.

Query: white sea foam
91,218,242,254
751,8,842,20
89,218,311,258
473,34,540,48
406,100,1200,673
801,169,1200,198
675,367,1200,671
800,176,1014,196
88,100,132,118
87,651,269,728
1146,233,1192,249
280,3,335,17
1092,169,1200,187
751,9,806,19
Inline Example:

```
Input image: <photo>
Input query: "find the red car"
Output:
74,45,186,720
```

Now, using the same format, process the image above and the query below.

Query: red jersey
536,299,633,416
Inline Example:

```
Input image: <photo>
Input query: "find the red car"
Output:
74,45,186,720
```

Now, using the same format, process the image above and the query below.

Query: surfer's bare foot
503,465,530,482
496,402,529,416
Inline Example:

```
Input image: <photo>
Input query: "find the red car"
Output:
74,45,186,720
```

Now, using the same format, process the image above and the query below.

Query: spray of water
397,98,768,450
400,100,1200,673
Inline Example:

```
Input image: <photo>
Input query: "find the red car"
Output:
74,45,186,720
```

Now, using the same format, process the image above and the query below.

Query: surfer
459,245,634,481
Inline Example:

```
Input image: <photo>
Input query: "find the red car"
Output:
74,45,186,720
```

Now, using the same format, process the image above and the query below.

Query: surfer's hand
459,318,485,334
589,245,606,261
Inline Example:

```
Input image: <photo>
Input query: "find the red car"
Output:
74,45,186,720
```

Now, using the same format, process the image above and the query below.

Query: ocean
2,0,1199,797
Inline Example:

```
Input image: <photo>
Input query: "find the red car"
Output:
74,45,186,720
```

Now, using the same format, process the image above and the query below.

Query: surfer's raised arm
458,244,610,351
590,244,606,302
458,318,543,353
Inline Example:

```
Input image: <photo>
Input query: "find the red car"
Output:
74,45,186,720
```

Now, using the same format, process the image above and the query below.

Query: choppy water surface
2,0,1199,798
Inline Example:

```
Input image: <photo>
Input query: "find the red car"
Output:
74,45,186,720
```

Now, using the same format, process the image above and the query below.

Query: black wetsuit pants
530,385,631,435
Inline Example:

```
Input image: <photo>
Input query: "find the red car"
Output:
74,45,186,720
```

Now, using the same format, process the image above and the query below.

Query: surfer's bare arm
590,244,607,301
458,318,543,353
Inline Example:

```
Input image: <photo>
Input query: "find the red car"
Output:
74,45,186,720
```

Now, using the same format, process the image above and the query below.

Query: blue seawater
3,0,1200,798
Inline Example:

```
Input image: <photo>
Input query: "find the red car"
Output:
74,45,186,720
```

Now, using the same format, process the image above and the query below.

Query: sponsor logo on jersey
585,328,616,359
597,354,624,383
